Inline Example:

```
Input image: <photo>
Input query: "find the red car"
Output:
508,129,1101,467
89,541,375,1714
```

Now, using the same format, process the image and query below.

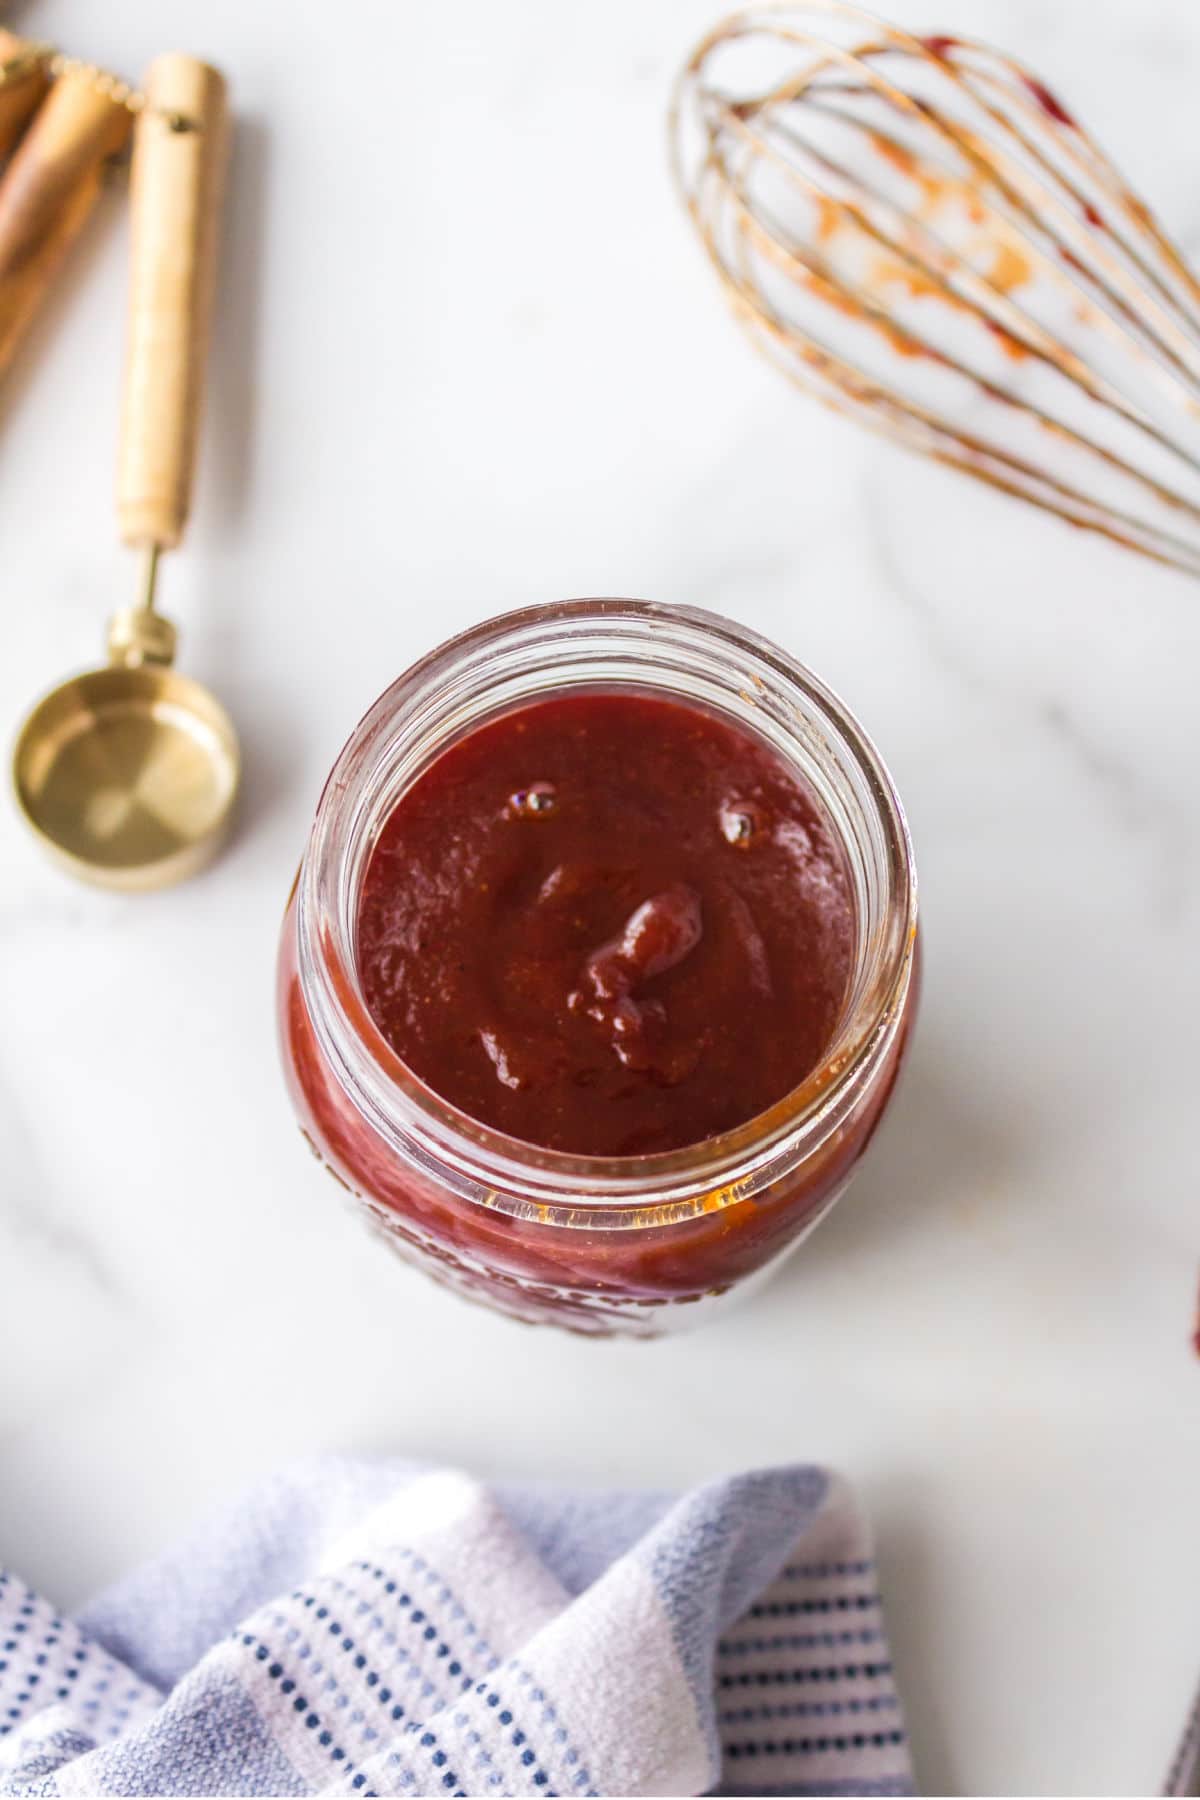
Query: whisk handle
117,54,227,552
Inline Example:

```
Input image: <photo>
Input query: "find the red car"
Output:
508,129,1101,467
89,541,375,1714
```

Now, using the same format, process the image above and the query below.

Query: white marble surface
2,0,1199,1792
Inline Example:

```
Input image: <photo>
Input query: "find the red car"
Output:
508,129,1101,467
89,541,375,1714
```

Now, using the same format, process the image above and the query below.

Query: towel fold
0,1458,911,1797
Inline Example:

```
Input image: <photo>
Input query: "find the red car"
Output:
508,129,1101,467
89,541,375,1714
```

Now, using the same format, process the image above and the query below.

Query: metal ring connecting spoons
12,54,236,891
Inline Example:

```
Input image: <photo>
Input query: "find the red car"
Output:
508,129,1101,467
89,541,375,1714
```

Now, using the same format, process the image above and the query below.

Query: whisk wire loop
672,1,1200,576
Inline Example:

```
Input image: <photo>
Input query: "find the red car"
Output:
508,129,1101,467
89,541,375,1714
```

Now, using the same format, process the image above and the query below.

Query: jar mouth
297,599,917,1208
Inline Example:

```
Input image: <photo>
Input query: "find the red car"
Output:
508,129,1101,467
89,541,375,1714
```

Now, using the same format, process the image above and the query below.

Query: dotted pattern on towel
0,1568,159,1787
717,1547,913,1798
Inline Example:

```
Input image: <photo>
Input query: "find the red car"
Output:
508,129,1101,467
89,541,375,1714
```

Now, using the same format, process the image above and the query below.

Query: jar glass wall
278,599,918,1337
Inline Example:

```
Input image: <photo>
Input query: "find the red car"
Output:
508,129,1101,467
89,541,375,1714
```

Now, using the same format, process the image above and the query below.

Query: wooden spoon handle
0,31,50,159
0,69,131,380
117,55,228,551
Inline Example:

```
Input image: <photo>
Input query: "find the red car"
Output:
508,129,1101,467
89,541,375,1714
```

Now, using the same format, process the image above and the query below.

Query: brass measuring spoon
12,55,236,891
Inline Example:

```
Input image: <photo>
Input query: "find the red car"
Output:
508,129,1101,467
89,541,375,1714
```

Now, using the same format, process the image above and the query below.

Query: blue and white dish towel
0,1458,912,1797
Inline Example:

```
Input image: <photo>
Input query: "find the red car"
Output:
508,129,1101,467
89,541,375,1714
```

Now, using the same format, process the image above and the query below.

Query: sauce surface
357,694,855,1155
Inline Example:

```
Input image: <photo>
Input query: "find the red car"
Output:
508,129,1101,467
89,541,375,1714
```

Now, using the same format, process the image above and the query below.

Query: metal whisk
671,2,1200,578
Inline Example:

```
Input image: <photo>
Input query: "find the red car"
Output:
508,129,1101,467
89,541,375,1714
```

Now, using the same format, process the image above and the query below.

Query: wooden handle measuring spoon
12,55,240,891
0,64,132,380
0,31,50,160
118,53,226,556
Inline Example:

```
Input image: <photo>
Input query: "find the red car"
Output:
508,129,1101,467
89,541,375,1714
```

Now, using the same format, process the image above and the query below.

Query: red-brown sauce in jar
356,693,856,1156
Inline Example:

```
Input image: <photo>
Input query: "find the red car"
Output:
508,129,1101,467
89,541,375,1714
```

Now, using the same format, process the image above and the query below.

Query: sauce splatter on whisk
671,2,1200,576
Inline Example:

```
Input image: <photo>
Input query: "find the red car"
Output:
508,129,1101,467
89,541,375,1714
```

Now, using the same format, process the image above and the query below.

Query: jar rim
296,598,918,1209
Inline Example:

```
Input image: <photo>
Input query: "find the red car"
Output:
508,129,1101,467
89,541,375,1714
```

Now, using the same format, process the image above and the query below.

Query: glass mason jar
278,599,918,1337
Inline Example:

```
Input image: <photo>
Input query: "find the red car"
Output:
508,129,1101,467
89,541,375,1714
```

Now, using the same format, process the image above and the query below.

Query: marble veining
1,1,1198,1794
862,477,1191,921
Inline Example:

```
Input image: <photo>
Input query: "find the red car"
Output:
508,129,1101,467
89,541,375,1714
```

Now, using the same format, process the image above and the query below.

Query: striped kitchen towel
0,1458,912,1797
